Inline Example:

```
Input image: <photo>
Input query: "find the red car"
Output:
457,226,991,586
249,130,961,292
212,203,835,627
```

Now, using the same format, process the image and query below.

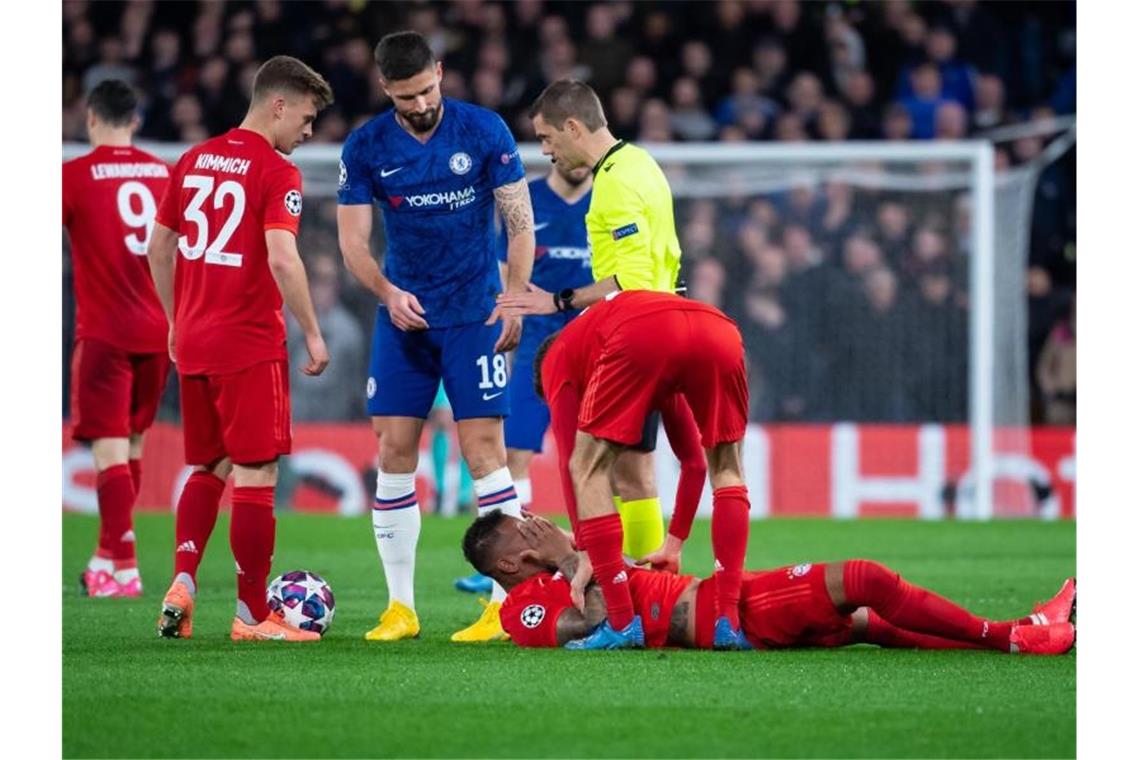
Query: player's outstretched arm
486,178,535,351
337,204,428,331
146,221,179,362
266,229,329,376
495,275,620,317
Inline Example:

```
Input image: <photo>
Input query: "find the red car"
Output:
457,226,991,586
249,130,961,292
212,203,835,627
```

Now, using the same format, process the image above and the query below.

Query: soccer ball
267,570,336,635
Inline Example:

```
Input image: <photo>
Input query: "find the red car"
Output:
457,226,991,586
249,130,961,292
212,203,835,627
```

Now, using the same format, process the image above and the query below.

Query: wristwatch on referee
554,288,576,312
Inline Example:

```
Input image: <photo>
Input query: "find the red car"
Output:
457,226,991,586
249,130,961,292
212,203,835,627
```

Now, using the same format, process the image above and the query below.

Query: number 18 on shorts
366,316,511,421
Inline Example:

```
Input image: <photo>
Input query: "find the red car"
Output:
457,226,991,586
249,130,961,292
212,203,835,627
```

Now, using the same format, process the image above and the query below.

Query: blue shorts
504,313,575,452
367,312,510,420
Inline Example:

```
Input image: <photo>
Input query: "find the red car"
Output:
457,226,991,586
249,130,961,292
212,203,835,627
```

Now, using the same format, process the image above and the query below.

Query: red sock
230,486,276,623
711,485,750,628
129,458,142,492
577,513,634,630
844,559,1012,651
173,472,225,583
864,610,987,650
96,464,137,562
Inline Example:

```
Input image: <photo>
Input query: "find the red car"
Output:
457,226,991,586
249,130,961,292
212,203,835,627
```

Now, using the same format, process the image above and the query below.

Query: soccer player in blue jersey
454,160,594,596
336,31,536,642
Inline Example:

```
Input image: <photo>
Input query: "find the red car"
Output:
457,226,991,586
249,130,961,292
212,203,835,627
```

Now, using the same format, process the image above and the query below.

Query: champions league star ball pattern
267,571,336,634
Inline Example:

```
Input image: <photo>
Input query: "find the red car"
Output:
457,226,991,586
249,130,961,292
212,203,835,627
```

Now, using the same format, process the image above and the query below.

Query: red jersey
155,128,303,375
500,567,695,648
541,291,728,399
62,145,170,353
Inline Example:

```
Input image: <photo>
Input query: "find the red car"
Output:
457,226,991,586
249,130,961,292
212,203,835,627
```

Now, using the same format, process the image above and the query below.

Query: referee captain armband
611,223,639,240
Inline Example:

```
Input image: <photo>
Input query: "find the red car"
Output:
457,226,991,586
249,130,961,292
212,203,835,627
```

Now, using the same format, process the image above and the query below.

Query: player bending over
337,31,537,642
148,56,334,642
537,290,752,650
64,80,172,598
464,512,1076,655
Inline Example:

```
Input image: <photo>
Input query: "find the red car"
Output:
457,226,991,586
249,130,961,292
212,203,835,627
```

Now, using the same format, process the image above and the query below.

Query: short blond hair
252,55,334,109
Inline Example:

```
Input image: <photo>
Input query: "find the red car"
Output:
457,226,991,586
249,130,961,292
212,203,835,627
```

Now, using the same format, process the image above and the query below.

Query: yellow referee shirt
586,141,682,293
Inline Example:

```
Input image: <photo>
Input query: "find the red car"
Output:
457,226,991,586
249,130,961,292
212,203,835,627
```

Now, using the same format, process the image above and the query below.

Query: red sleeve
262,163,303,234
62,162,77,227
154,158,183,231
660,393,707,541
500,576,573,648
547,386,582,536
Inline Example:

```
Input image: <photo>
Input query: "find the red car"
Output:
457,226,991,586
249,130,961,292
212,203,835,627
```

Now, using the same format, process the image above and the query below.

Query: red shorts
179,360,291,466
578,309,748,447
70,338,171,442
695,563,853,649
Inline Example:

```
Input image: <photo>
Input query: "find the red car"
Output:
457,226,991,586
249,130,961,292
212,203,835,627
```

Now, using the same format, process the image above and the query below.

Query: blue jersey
339,98,525,327
496,176,593,295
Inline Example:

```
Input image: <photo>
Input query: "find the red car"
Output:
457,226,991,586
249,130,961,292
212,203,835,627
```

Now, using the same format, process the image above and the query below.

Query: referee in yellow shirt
498,79,686,561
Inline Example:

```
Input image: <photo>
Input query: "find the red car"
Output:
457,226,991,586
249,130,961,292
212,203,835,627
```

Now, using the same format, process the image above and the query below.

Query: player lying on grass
534,290,753,650
462,511,1076,655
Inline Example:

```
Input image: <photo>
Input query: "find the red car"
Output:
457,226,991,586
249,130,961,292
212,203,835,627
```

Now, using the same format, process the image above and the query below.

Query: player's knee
842,559,900,606
457,437,505,479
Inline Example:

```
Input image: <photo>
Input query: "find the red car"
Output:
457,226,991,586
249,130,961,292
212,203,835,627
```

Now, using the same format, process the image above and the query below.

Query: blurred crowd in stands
62,0,1076,425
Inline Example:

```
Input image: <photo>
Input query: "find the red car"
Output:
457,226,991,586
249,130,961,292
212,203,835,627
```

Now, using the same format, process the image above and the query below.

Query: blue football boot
713,616,753,650
454,573,494,594
564,615,645,650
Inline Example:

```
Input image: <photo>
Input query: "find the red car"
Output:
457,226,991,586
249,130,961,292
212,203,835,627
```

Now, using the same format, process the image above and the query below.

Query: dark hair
462,509,509,576
532,331,561,401
86,79,138,127
251,55,334,109
528,79,607,131
374,31,436,81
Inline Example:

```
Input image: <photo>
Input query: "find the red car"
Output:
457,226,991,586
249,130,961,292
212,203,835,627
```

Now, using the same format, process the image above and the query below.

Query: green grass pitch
63,513,1075,758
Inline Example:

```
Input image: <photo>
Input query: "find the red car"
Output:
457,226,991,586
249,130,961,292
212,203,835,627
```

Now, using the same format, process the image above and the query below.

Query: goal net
62,133,1074,520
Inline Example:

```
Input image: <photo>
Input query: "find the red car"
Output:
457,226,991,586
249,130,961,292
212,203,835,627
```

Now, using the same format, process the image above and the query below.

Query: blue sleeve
337,129,374,205
484,114,525,189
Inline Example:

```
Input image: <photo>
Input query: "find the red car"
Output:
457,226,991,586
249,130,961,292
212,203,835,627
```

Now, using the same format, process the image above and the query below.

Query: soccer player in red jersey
147,56,334,642
63,80,172,598
535,290,753,649
464,512,1077,655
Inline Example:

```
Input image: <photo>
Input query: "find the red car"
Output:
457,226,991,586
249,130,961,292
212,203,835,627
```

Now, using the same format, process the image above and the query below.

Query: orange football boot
156,580,195,639
231,615,321,642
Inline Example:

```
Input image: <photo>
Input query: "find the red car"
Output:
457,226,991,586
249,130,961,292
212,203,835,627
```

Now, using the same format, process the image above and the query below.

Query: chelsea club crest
449,151,472,175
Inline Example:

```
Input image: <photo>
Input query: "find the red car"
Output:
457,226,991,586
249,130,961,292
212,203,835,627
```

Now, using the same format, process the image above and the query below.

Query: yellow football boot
450,597,509,642
364,601,420,641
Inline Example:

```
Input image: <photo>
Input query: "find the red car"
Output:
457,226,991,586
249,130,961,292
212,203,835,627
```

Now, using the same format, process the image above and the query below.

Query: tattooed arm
487,177,535,351
555,584,608,646
493,177,536,292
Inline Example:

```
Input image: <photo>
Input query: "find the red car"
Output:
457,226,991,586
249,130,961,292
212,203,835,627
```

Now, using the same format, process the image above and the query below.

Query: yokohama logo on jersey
389,185,476,210
89,163,169,180
193,153,251,175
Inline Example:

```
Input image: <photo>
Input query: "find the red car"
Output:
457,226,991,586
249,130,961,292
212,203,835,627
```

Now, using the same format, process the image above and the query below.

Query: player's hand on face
496,283,557,317
302,332,330,376
383,287,429,331
638,535,684,574
517,514,574,563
